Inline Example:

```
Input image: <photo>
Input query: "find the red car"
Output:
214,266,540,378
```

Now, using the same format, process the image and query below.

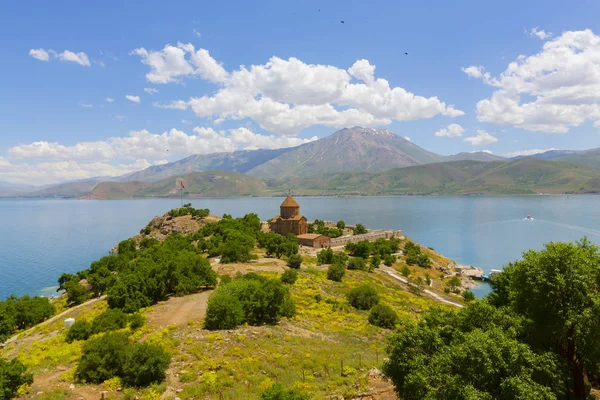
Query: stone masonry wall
329,229,404,247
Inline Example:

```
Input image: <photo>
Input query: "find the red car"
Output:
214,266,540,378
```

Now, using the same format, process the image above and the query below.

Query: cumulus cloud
144,88,159,94
125,95,140,103
106,97,115,103
29,48,49,61
181,120,192,125
464,130,498,146
0,157,151,186
28,48,90,66
528,27,553,40
7,127,317,164
144,48,463,135
435,123,464,138
464,29,600,133
503,148,557,158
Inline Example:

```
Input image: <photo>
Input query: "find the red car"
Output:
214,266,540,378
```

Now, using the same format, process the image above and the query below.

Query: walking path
380,267,463,308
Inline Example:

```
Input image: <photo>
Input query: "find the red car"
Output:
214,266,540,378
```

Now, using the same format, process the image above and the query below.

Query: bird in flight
404,52,408,55
341,20,344,24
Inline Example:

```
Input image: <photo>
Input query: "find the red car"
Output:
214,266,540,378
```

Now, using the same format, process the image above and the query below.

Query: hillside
90,170,268,199
26,180,100,198
248,126,445,178
445,151,506,162
117,148,292,182
554,148,600,169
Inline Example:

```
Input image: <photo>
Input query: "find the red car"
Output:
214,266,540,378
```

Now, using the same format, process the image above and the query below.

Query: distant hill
445,152,506,162
89,170,268,199
25,180,100,198
248,127,445,178
117,148,293,182
553,148,600,169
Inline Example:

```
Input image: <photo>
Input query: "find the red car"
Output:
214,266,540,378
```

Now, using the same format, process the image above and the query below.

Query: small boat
526,215,533,220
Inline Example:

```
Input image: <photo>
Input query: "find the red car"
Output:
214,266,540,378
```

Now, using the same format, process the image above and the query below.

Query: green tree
57,272,76,292
128,313,145,330
489,238,600,399
261,383,311,400
91,309,128,334
347,257,367,271
317,248,334,265
383,254,396,267
370,254,381,270
66,320,92,343
65,278,90,306
287,254,302,269
0,358,33,399
400,265,411,278
447,276,461,291
462,290,476,302
122,343,171,387
205,290,245,330
369,304,398,329
281,269,299,285
76,332,130,384
327,262,345,282
347,285,380,310
336,220,346,230
353,223,367,235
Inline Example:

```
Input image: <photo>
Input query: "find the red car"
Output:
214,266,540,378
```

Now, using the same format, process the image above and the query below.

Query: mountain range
3,126,600,198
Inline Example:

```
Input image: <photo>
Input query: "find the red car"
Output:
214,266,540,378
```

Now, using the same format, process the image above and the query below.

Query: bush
0,358,33,399
370,255,381,270
281,269,299,285
327,263,346,282
205,290,245,330
347,257,367,271
121,343,171,387
368,304,398,329
76,332,130,384
353,223,367,235
128,313,145,330
336,220,346,230
287,254,302,269
65,279,90,306
66,320,92,343
383,254,396,267
416,253,432,268
463,290,476,302
317,248,334,265
220,274,232,285
261,383,311,400
0,295,55,342
400,265,411,277
91,309,128,334
347,285,380,310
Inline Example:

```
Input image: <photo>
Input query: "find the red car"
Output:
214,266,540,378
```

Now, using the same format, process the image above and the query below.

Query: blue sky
1,0,600,184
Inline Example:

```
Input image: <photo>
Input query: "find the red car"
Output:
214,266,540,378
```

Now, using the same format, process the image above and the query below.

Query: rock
69,384,75,390
36,392,44,396
179,370,188,375
176,389,183,393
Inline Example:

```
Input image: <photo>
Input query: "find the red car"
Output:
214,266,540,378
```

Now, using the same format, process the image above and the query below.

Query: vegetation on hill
0,295,55,342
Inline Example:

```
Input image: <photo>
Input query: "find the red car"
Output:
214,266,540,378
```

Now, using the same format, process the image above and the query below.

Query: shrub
327,263,345,282
261,383,311,400
317,248,334,265
287,254,302,269
463,290,476,302
121,343,171,387
336,220,346,230
65,279,90,306
383,254,396,267
0,358,33,399
400,265,411,277
447,276,461,290
281,269,299,285
0,295,55,342
220,274,232,285
66,320,92,343
416,253,432,268
368,304,398,329
205,290,245,330
353,223,367,235
129,313,145,330
76,332,129,384
347,257,367,271
370,255,381,270
91,309,128,334
347,285,380,310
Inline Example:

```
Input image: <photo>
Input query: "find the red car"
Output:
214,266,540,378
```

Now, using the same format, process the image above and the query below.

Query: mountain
89,170,268,199
26,180,101,198
445,152,506,162
117,148,293,182
553,148,600,169
248,127,445,178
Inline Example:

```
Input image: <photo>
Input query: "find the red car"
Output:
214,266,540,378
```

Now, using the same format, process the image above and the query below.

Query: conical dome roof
280,194,299,207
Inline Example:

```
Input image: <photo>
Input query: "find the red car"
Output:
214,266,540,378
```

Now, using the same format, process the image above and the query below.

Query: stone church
270,194,308,236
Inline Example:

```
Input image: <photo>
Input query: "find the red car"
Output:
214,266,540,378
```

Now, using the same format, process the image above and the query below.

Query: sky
2,0,600,185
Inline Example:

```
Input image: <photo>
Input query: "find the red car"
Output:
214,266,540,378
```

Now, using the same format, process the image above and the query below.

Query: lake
1,196,600,299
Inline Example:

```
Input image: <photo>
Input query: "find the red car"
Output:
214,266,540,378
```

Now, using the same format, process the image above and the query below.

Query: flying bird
341,20,344,24
404,52,408,55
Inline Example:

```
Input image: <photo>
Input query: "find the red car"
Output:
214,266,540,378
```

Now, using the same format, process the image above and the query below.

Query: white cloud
463,130,498,146
154,159,169,165
464,29,600,133
435,123,464,138
181,120,192,125
503,148,557,158
7,127,317,164
147,48,463,135
79,103,93,108
193,29,201,38
125,95,140,103
106,97,115,103
57,50,91,66
144,88,159,94
94,60,106,67
113,115,125,121
528,27,553,40
29,48,49,61
0,156,151,186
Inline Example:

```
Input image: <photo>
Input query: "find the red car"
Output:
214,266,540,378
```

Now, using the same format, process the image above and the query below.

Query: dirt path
380,267,464,308
146,290,213,328
4,296,106,346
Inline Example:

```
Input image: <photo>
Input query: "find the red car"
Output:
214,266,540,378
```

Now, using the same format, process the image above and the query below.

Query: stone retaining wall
329,229,403,247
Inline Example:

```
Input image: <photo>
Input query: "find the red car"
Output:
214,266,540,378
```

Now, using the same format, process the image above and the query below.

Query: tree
122,343,171,387
462,290,476,302
287,254,302,269
57,273,76,292
281,269,298,285
383,254,396,267
347,285,380,310
447,276,461,291
416,253,432,268
261,383,310,400
347,257,367,271
327,262,345,282
65,278,90,306
205,290,245,330
369,304,398,329
370,255,381,270
0,358,33,399
76,332,130,384
336,220,346,230
353,223,367,235
489,238,600,399
91,309,128,334
66,320,92,343
400,265,411,278
317,248,334,265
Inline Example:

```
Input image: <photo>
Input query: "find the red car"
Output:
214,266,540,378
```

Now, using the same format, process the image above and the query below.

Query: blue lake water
1,196,600,299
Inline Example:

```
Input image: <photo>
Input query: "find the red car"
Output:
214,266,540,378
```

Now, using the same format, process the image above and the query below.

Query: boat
526,215,533,220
